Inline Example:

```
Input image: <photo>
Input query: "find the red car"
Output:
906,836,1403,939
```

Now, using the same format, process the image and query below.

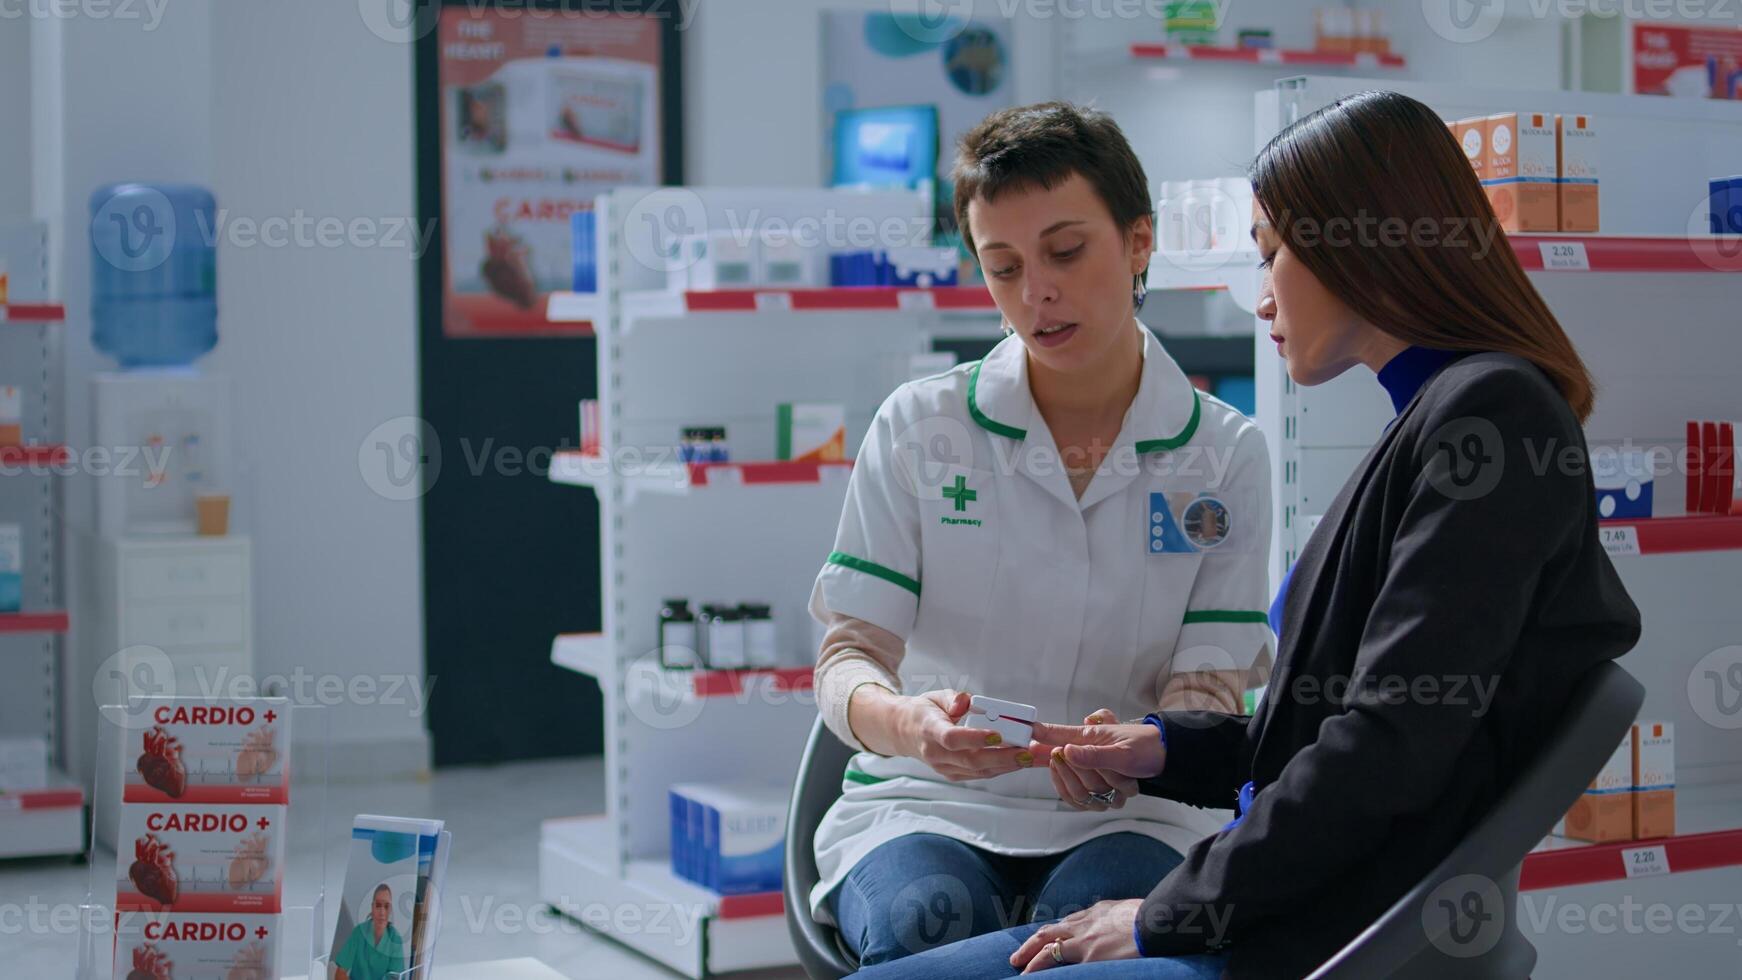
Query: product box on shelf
1593,447,1653,519
1728,176,1742,234
1484,112,1559,233
124,698,290,805
883,246,960,288
0,383,20,446
1556,114,1599,232
668,782,790,895
1632,721,1675,840
1455,116,1487,183
113,911,280,980
1559,730,1633,843
777,403,847,463
1687,419,1739,515
0,735,48,791
759,236,827,288
0,522,20,613
677,233,756,291
116,802,287,913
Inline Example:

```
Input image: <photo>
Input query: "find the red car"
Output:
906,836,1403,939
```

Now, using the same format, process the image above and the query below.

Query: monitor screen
832,105,941,189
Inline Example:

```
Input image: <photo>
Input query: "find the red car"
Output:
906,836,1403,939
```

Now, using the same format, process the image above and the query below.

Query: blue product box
1712,179,1728,235
572,210,598,293
884,246,960,288
0,573,19,614
829,250,885,287
1593,448,1654,520
669,789,689,882
1728,177,1742,234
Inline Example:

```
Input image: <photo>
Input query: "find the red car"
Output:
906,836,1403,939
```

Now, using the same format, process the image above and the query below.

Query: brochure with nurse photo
328,815,450,980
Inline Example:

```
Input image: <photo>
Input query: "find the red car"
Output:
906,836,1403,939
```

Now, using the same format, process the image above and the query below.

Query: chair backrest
785,716,860,980
1307,661,1645,979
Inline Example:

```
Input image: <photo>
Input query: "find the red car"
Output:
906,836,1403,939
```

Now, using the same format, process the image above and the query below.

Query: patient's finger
1027,721,1103,747
1083,708,1118,725
1051,749,1097,808
1047,753,1085,810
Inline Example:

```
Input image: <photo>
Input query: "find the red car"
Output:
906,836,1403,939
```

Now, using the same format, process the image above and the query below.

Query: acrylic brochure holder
75,701,346,980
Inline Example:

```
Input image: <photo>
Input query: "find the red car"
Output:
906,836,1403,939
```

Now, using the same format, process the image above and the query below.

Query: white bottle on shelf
701,604,745,669
740,604,778,668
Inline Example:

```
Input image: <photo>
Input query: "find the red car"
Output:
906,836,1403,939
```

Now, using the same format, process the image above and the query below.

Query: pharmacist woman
806,101,1275,967
847,91,1644,980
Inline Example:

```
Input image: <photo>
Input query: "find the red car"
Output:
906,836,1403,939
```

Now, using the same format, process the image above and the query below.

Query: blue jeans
829,832,1185,967
847,921,1229,979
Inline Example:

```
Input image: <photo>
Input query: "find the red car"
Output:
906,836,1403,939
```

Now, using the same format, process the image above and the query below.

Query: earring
1000,320,1015,336
1133,274,1149,314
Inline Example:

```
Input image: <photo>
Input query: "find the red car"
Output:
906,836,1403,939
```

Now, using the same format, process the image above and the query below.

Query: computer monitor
831,105,941,190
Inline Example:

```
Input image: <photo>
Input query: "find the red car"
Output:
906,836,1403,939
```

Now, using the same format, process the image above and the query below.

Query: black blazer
1134,353,1642,978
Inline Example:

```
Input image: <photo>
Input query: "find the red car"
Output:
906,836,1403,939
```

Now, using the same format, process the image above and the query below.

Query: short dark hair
951,101,1153,268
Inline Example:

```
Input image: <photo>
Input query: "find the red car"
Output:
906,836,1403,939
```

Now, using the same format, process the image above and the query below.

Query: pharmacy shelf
624,286,996,320
1147,247,1260,313
1523,828,1742,891
551,632,611,678
545,291,602,326
0,611,70,634
1131,43,1405,70
550,634,814,699
549,452,853,495
1524,786,1742,891
0,770,86,860
1511,234,1742,273
0,302,66,324
541,814,793,977
1599,515,1742,557
0,444,71,468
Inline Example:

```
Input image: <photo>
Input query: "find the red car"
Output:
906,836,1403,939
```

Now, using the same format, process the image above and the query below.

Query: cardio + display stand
76,700,331,980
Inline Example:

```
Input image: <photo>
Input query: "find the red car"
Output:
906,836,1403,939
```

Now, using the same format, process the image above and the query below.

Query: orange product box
1632,721,1676,840
1562,730,1633,843
1484,112,1560,232
1557,114,1599,232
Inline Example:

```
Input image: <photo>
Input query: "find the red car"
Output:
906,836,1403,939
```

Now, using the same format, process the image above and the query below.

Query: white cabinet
73,534,252,846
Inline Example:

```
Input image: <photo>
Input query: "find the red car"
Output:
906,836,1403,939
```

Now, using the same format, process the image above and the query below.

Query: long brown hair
1251,90,1596,421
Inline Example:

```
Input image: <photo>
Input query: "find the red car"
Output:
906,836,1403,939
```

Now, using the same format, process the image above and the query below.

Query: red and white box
116,803,286,913
124,698,290,805
114,911,280,980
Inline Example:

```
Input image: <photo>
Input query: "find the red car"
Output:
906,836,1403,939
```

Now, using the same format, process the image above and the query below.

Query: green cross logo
942,475,977,512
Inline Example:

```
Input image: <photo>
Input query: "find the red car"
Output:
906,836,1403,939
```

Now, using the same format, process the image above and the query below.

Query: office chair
1307,661,1644,978
785,716,858,980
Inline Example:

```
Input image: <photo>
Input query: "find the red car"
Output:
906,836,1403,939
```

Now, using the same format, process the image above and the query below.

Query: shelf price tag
1622,844,1670,879
1538,241,1591,271
754,292,793,313
897,290,936,312
1599,525,1641,557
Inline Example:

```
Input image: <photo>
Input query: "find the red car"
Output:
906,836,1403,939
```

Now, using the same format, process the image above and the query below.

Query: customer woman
808,102,1276,966
845,89,1643,979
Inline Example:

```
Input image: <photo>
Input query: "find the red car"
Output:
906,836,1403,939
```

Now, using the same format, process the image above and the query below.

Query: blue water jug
90,183,217,367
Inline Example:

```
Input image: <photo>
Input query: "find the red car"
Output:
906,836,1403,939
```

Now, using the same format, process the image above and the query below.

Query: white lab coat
807,323,1275,919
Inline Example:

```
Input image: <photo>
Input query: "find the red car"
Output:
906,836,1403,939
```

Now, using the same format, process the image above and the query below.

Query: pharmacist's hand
1029,710,1163,811
902,689,1032,782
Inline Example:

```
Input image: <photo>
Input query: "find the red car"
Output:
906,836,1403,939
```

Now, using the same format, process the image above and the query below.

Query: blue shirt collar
1377,345,1461,416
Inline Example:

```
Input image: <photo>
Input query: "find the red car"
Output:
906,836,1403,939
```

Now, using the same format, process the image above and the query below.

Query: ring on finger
1088,788,1119,805
1050,940,1066,964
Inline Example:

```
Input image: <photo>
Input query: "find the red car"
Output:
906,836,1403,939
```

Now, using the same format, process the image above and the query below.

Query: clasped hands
904,692,1165,811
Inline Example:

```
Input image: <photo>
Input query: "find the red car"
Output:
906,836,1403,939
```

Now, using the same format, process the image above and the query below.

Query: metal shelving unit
0,222,83,859
536,186,1001,977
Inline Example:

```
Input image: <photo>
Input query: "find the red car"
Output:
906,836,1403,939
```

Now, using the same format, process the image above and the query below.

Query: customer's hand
1028,709,1165,811
1010,899,1142,973
898,689,1033,781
